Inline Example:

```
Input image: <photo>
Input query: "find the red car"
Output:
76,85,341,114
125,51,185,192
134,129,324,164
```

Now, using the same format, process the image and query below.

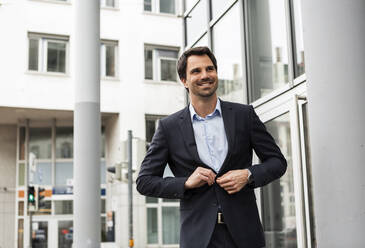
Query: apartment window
144,0,176,15
144,46,178,82
28,33,68,74
101,41,118,78
100,0,116,8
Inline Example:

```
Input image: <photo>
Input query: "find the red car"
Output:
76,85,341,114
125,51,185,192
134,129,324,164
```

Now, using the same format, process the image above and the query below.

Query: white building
0,0,185,247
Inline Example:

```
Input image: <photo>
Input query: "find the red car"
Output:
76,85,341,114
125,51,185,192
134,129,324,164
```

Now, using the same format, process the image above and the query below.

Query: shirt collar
189,98,222,121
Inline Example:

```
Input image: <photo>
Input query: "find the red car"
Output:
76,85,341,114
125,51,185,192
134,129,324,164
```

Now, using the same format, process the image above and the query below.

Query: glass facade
144,46,178,82
47,41,66,73
183,1,311,247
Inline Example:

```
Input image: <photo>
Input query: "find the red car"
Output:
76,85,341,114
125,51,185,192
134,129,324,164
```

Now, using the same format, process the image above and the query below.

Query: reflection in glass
32,221,48,247
101,160,106,184
29,162,52,185
106,45,115,77
18,201,24,216
146,196,158,203
145,47,153,79
185,0,197,12
247,0,289,101
144,0,152,11
29,128,52,159
147,208,158,244
56,127,73,158
18,163,25,186
19,127,26,160
186,0,207,46
160,59,177,81
262,113,297,247
58,220,73,248
56,162,73,186
211,0,232,20
34,201,51,215
162,207,180,244
47,42,66,73
160,0,175,14
212,3,244,103
18,219,24,248
193,34,209,48
293,0,305,77
28,39,39,71
55,201,73,215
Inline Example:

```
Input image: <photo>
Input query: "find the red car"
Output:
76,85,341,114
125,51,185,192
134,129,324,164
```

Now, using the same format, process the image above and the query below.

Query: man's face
182,54,218,99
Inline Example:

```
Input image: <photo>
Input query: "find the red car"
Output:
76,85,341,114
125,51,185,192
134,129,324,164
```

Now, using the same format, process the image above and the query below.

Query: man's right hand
184,167,216,189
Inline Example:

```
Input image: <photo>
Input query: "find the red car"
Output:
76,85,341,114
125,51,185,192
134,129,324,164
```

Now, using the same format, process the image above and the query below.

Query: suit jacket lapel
220,100,235,173
178,107,203,165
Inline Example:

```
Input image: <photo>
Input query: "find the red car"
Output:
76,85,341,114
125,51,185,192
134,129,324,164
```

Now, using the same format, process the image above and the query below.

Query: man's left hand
216,169,250,194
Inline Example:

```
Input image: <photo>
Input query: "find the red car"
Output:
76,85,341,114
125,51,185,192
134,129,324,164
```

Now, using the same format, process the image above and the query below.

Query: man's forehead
187,54,214,68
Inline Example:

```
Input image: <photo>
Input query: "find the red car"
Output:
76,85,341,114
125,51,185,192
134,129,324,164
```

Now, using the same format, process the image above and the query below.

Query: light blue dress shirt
189,99,228,173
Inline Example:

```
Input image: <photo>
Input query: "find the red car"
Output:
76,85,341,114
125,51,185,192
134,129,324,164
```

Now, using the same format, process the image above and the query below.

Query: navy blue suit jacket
136,100,287,248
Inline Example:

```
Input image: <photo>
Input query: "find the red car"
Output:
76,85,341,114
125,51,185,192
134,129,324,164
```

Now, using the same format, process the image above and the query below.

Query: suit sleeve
136,120,191,199
248,105,287,188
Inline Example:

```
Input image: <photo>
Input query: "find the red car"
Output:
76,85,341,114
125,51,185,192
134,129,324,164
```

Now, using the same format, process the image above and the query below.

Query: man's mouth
197,79,214,86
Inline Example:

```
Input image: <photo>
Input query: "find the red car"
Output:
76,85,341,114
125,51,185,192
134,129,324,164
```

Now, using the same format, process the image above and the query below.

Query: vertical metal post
73,0,101,247
128,130,134,247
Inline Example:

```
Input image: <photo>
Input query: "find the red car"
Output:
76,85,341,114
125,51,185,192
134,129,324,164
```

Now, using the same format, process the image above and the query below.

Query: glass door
256,93,312,248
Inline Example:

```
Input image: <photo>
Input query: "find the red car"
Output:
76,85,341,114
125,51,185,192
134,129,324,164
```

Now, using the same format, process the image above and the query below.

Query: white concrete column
73,0,101,247
301,0,365,246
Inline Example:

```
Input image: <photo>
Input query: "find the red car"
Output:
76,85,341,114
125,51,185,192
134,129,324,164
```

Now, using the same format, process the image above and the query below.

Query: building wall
0,125,17,247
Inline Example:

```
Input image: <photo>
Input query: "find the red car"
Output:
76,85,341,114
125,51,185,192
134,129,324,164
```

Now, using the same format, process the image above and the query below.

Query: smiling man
136,46,287,248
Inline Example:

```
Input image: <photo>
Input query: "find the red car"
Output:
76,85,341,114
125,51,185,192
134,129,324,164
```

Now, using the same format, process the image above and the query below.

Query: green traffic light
29,195,34,201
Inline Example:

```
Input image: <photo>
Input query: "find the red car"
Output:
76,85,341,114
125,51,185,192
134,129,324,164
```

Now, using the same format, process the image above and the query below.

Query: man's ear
181,78,188,89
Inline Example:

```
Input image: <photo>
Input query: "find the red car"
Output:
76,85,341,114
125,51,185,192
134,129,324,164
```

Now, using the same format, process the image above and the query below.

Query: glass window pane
101,216,107,242
162,207,180,244
101,199,106,214
55,162,73,186
293,0,305,77
28,39,39,71
160,0,175,14
105,0,114,7
213,3,244,103
186,0,207,46
19,127,26,160
147,208,158,244
18,201,24,216
144,0,152,11
247,0,289,101
211,0,231,20
193,34,208,47
29,128,52,159
101,126,106,158
160,59,177,81
185,0,197,12
47,41,66,73
55,200,73,215
262,113,297,247
32,221,48,247
34,200,51,215
56,127,73,158
29,162,52,185
18,219,24,248
145,47,153,79
101,160,106,184
105,45,115,77
18,163,25,186
145,119,156,143
146,196,158,203
58,220,73,247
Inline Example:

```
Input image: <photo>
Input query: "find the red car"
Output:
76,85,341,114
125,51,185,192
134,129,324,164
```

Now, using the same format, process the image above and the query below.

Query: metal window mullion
43,39,48,73
243,0,254,103
158,199,163,245
14,125,20,248
52,119,56,187
297,100,312,248
291,95,307,248
238,0,249,104
285,0,295,87
206,0,212,49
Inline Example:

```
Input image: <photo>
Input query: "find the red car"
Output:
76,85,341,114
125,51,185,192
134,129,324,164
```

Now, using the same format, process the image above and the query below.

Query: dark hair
177,46,218,81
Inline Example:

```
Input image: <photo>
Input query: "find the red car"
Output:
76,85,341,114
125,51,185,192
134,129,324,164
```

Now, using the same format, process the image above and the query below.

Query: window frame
144,45,179,83
144,0,177,15
27,33,69,75
101,40,119,79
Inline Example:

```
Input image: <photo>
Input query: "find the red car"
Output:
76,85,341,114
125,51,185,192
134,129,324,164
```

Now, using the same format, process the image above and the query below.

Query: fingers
216,169,248,194
197,167,216,185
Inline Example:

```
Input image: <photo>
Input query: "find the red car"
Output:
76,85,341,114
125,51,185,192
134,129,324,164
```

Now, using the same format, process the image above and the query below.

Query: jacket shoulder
221,100,253,113
159,107,187,127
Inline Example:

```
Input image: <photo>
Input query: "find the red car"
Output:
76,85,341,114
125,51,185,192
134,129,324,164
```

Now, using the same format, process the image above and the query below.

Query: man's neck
190,94,218,118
